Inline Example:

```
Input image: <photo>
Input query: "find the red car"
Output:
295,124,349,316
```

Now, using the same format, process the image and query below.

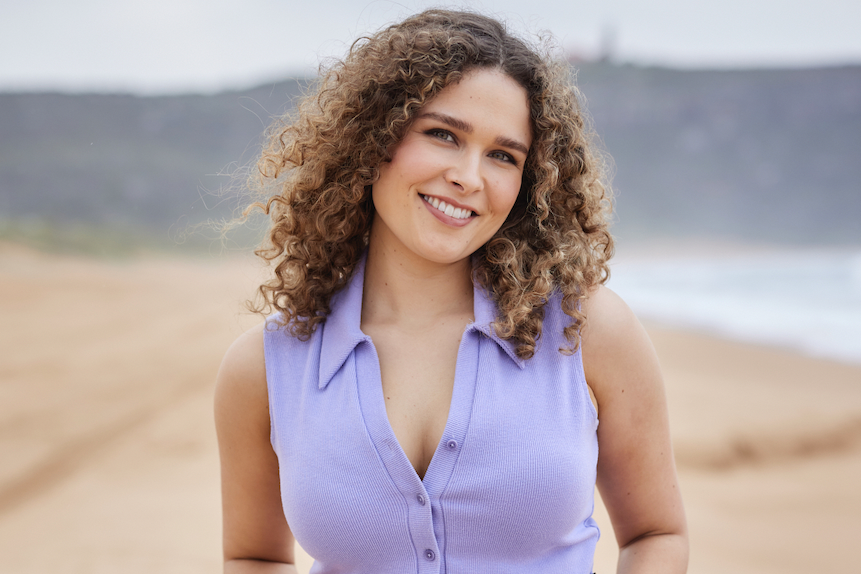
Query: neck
361,228,474,330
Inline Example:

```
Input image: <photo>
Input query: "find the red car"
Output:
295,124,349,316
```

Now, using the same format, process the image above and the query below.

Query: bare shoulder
214,322,268,431
580,290,687,556
580,284,642,347
580,285,663,407
216,322,296,564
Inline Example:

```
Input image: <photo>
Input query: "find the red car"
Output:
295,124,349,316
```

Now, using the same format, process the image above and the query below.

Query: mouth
422,194,476,220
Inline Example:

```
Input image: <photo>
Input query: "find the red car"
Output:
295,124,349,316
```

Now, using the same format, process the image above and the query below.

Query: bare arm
582,286,689,574
215,323,298,574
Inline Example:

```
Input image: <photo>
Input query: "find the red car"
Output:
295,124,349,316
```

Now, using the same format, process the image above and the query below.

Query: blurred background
1,1,860,573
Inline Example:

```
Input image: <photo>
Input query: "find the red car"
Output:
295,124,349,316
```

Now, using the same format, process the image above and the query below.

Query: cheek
374,144,426,198
388,138,428,172
372,163,404,209
491,176,524,216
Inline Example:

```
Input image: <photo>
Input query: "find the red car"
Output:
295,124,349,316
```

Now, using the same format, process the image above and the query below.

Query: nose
446,150,483,194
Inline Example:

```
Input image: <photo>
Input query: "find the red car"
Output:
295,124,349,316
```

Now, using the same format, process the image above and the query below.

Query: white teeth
422,195,473,219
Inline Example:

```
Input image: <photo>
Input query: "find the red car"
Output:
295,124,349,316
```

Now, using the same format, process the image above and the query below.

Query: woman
215,9,688,574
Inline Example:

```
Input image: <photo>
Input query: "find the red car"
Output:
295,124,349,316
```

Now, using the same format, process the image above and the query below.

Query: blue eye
427,129,455,142
489,151,516,164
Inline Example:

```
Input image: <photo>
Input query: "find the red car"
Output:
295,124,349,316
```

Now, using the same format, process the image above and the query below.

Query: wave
608,248,861,365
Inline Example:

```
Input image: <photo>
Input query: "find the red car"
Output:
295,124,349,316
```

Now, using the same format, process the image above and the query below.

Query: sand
1,243,859,573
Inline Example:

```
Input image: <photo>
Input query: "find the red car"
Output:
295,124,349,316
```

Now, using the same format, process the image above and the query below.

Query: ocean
607,247,861,366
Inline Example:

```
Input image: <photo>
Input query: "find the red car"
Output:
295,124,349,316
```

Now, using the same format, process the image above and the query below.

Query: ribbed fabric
264,256,600,574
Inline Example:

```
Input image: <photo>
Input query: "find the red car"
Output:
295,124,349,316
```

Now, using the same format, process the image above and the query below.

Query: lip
422,193,476,213
420,194,476,227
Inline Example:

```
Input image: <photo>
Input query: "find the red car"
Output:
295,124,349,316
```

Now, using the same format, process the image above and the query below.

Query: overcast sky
2,0,860,94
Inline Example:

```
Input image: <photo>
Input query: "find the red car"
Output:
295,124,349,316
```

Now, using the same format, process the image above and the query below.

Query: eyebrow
417,111,530,156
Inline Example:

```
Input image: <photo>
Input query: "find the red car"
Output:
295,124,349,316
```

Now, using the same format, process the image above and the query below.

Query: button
446,439,458,450
417,494,426,505
424,549,435,561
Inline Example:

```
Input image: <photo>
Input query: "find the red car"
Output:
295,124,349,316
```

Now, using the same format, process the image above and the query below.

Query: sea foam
608,248,861,366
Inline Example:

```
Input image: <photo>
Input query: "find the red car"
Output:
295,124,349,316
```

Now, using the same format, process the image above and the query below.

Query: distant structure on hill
566,23,617,65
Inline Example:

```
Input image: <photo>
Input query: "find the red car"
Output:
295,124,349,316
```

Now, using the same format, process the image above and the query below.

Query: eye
426,129,456,143
489,150,516,164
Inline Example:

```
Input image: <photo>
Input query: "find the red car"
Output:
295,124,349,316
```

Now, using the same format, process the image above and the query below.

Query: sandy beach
1,243,859,573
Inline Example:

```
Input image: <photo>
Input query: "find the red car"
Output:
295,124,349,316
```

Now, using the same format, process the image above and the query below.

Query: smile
422,195,474,220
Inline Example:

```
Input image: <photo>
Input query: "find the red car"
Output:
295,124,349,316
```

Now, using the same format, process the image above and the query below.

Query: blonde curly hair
250,9,614,359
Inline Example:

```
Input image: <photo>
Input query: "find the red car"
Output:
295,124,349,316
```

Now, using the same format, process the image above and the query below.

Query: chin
423,252,470,266
414,243,474,266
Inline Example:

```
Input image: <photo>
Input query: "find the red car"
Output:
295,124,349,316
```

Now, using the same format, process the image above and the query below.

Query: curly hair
249,9,614,359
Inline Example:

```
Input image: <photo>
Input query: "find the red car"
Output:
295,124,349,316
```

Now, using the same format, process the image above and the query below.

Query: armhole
571,294,599,424
586,383,599,418
262,316,280,452
575,342,600,424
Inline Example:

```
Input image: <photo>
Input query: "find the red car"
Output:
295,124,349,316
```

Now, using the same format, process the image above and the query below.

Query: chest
268,330,601,571
362,320,469,479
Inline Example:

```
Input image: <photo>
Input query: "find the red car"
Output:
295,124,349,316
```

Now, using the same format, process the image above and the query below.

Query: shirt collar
318,255,525,390
470,281,526,370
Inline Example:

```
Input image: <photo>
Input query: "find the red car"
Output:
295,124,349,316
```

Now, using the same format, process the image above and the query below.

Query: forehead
421,69,532,144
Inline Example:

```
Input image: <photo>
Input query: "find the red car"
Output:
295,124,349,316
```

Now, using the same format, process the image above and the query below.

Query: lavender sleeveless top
264,257,600,574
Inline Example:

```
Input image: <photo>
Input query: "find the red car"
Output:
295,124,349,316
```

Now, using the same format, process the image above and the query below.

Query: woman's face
371,68,532,266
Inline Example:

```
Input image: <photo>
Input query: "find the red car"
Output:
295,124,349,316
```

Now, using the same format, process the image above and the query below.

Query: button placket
354,344,439,572
421,329,482,573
